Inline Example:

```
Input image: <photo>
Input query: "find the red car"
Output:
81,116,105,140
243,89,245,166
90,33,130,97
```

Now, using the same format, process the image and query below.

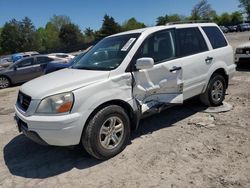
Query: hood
21,68,110,99
237,42,250,48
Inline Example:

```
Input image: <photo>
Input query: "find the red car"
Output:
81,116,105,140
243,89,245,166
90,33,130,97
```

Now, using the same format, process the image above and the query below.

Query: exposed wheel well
212,68,229,88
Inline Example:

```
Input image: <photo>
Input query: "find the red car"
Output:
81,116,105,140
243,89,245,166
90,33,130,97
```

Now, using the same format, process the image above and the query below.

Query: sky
0,0,240,31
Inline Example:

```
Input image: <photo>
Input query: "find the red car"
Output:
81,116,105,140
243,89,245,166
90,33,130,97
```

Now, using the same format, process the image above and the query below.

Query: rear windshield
202,26,228,49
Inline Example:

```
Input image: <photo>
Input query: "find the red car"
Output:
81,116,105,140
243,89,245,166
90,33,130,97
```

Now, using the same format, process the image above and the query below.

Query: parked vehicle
219,26,229,33
237,23,250,32
48,53,75,61
45,52,86,74
15,23,235,159
12,51,39,62
227,25,237,32
0,55,55,89
235,42,250,65
0,56,12,67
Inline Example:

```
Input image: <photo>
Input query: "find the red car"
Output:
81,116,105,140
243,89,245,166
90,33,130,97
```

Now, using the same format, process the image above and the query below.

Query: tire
200,74,226,107
82,105,130,160
0,76,10,89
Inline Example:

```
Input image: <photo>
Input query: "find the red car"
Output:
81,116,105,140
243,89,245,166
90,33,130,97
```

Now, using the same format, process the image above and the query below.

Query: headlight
236,48,243,54
36,92,74,114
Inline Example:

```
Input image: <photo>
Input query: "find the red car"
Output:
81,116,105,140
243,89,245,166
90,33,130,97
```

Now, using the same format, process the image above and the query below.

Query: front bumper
14,106,83,146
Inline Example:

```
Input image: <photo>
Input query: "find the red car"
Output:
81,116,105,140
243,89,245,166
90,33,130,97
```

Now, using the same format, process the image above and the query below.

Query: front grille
242,48,250,54
17,92,31,112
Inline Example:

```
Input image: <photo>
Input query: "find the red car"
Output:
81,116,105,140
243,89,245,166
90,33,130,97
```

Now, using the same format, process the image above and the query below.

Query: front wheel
82,105,130,160
200,74,226,107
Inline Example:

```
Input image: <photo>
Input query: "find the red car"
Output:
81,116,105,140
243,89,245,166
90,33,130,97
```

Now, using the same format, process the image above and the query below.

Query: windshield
72,33,140,71
69,52,86,65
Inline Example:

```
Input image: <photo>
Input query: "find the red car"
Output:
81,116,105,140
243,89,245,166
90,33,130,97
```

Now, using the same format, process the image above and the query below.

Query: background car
45,52,85,74
219,26,229,33
48,53,75,61
237,23,250,32
235,42,250,66
227,25,237,32
12,51,40,62
0,55,56,89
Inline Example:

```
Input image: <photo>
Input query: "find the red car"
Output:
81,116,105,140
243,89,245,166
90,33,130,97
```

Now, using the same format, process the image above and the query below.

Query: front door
14,58,36,83
132,29,183,114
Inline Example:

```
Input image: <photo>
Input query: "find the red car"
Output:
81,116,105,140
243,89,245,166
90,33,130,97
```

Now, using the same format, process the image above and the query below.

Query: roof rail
166,20,214,25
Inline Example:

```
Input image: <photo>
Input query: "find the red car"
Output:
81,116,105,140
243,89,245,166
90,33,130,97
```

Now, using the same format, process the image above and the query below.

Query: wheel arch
211,68,229,88
0,74,12,85
80,99,140,144
203,67,229,93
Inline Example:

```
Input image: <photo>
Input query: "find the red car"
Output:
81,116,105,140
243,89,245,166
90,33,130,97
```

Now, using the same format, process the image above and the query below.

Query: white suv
14,23,235,159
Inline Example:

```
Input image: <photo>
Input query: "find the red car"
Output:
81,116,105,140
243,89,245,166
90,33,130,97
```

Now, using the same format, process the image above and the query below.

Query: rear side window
36,56,52,64
177,27,208,57
202,26,228,49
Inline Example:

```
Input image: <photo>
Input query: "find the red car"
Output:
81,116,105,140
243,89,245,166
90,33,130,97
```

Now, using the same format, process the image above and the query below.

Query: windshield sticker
121,38,136,51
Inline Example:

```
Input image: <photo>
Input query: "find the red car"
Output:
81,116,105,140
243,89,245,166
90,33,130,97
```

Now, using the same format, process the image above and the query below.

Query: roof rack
166,20,213,25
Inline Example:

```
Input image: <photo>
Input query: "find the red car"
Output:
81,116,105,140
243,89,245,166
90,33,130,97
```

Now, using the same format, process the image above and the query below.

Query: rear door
132,29,183,114
175,27,211,100
14,58,36,83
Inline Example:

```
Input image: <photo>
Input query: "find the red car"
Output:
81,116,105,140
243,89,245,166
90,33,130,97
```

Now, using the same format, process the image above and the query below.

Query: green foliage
43,22,61,49
219,13,232,25
83,27,96,43
230,11,243,24
59,23,83,47
122,18,146,31
0,18,38,53
0,20,20,53
98,14,121,39
50,15,71,30
239,0,250,19
190,0,213,20
156,14,185,25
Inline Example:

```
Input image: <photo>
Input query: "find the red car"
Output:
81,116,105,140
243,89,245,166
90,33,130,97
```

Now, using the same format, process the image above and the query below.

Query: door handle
205,56,213,63
169,66,182,72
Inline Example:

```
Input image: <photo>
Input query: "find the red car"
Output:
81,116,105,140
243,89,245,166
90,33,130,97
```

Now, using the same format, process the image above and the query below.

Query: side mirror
13,66,17,71
135,58,154,70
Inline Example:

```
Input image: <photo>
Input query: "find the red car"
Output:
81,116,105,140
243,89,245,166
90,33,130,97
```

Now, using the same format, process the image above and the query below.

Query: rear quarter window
202,26,228,49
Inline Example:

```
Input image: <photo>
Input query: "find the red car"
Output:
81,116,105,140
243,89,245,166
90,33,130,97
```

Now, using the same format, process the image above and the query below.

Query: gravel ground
0,32,250,188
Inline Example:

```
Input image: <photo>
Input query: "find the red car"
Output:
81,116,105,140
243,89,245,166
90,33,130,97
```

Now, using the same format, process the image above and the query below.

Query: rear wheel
0,76,10,89
200,74,226,107
82,105,130,160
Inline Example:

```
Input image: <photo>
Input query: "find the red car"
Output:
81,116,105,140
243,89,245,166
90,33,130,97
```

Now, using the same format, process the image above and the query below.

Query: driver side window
136,29,176,65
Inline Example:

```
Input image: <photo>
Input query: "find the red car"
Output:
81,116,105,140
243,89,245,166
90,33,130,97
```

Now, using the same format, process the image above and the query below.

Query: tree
156,14,184,25
84,27,96,43
231,11,243,24
98,14,121,39
43,22,61,50
239,0,250,19
59,23,83,47
19,17,39,51
0,19,20,53
210,11,220,24
190,0,213,20
219,13,231,25
122,18,146,31
50,15,71,30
